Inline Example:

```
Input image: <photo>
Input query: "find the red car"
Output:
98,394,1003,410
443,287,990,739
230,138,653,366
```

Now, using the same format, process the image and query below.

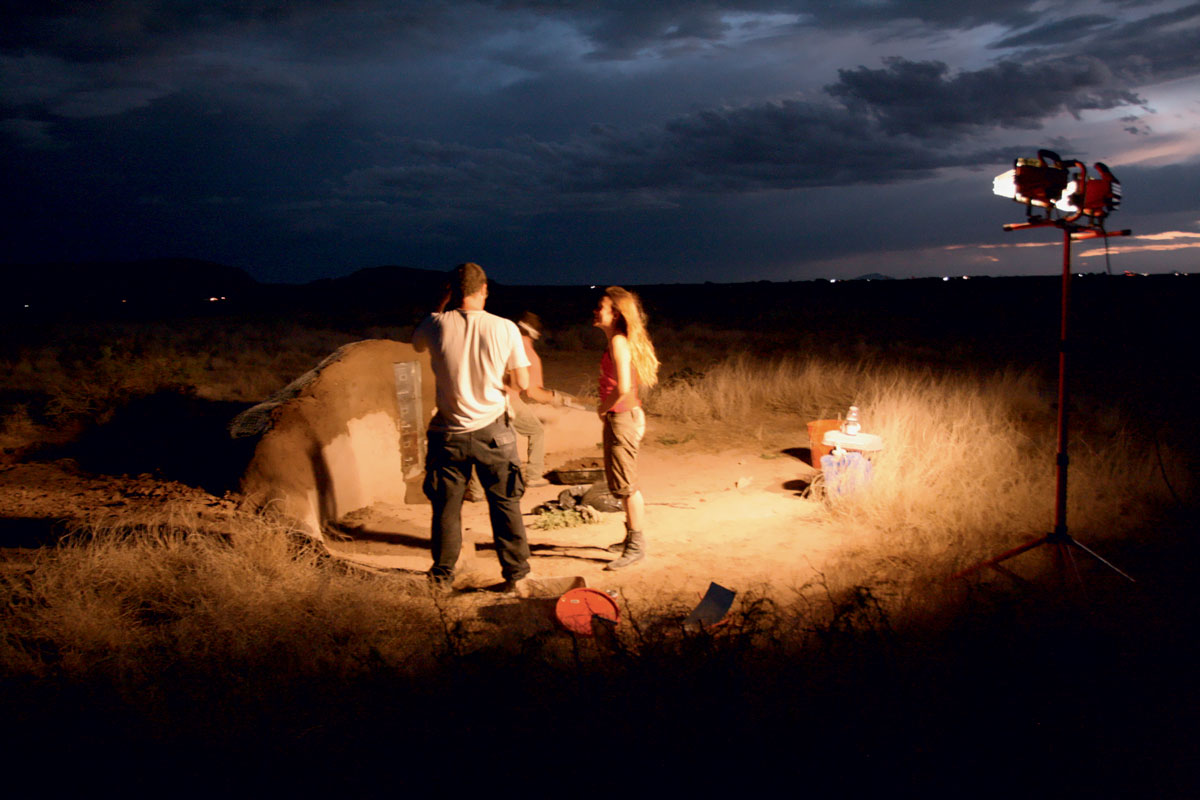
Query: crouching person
464,309,561,501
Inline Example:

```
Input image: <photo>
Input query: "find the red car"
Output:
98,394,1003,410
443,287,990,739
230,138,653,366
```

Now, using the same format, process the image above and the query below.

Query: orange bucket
806,419,842,467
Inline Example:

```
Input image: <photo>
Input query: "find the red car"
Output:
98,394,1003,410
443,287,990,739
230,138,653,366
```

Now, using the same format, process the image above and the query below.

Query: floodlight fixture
958,148,1134,587
992,149,1122,228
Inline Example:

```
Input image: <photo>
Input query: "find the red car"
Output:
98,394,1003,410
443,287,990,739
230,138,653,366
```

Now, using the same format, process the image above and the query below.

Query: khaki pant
602,406,645,497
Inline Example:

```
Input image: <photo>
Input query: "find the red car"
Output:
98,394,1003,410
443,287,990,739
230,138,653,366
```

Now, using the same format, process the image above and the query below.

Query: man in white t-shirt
412,262,532,592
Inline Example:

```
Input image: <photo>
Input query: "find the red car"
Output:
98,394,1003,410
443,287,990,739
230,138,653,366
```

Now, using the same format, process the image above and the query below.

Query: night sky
2,1,1198,285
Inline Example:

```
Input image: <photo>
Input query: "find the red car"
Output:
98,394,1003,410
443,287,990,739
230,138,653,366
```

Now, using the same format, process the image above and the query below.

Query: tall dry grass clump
648,353,857,422
0,506,445,687
648,354,1187,579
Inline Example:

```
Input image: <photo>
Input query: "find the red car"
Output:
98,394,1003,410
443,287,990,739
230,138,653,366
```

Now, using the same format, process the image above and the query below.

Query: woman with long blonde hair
593,286,659,569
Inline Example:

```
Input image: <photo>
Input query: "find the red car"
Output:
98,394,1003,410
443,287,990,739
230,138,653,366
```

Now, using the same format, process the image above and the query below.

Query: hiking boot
605,528,631,553
604,530,644,570
525,473,550,488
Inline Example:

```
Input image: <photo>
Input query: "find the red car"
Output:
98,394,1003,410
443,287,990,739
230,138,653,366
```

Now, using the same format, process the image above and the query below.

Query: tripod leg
951,533,1050,580
989,562,1031,586
1068,538,1136,583
1062,543,1088,602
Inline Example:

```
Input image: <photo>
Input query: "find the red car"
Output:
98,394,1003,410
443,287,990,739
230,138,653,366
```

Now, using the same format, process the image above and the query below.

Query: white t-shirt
413,309,531,433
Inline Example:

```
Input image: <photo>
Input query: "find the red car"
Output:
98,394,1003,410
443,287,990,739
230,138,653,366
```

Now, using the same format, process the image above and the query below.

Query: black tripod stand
955,218,1135,585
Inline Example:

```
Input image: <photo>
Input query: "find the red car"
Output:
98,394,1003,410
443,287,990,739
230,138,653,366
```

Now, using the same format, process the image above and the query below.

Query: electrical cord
1099,218,1114,275
1094,219,1182,504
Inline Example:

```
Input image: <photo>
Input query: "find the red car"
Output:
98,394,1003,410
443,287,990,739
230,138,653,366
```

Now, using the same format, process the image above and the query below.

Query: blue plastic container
820,451,873,497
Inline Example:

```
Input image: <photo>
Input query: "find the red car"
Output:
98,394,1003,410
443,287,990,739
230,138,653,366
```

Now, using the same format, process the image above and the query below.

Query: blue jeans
423,416,530,581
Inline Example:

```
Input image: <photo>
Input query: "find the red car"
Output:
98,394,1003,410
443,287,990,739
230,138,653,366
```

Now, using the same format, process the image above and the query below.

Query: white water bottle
844,405,860,436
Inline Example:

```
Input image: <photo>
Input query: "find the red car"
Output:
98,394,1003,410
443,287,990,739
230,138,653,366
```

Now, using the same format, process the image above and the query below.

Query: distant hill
314,264,448,289
301,265,448,302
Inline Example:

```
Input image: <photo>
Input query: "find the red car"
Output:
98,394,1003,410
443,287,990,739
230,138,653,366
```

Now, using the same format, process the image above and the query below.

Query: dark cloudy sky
3,1,1198,285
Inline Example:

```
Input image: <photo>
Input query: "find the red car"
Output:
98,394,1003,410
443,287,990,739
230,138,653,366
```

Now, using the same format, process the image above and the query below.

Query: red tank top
599,350,639,413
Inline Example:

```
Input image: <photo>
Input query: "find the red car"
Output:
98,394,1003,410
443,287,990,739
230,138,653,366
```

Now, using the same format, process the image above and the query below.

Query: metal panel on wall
392,360,425,480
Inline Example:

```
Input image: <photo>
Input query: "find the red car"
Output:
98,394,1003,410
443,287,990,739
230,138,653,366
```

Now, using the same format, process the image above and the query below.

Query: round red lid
555,588,620,636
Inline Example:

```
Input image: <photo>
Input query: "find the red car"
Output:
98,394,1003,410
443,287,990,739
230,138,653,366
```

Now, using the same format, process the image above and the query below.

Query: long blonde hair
605,286,659,389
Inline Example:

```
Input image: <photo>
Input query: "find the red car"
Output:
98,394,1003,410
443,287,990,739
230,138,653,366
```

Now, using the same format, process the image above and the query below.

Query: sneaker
525,475,550,488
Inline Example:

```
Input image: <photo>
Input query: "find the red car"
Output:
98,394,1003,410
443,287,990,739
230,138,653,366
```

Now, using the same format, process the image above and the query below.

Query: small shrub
532,507,599,529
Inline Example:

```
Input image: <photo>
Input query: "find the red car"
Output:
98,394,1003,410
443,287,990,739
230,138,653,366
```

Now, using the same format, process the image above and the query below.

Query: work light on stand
958,151,1134,587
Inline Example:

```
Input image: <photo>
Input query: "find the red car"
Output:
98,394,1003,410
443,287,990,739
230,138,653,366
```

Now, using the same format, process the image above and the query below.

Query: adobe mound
232,339,435,540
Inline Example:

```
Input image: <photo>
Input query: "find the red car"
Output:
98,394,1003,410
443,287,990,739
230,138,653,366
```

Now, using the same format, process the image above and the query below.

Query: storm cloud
2,0,1198,283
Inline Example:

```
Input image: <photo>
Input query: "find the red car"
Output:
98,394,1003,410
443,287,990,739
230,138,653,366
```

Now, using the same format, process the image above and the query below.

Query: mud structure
231,340,437,540
231,339,602,544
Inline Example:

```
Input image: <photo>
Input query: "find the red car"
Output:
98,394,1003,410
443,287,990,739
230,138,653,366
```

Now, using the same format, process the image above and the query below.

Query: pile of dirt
555,456,604,471
0,460,236,549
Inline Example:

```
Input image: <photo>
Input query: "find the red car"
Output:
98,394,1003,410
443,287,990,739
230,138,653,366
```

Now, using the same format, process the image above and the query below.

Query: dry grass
3,502,1190,793
0,506,445,683
646,353,1189,583
3,321,1189,628
0,316,1194,792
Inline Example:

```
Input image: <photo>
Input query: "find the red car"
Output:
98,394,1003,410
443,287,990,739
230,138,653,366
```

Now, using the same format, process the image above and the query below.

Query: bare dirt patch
0,460,236,544
320,407,838,614
1,413,838,619
0,343,843,621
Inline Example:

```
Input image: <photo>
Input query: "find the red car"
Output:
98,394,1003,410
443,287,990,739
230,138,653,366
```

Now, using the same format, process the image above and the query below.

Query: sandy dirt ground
0,349,845,620
0,423,838,609
313,348,845,609
325,413,839,610
0,461,240,539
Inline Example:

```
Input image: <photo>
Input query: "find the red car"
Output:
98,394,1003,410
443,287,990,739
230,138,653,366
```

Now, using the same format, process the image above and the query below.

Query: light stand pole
954,218,1135,585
